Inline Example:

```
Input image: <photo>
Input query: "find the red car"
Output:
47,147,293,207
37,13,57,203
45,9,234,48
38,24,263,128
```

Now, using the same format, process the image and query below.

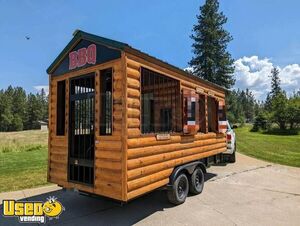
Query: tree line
1,0,299,133
0,86,48,132
226,88,258,124
251,68,300,132
226,67,300,131
189,0,300,132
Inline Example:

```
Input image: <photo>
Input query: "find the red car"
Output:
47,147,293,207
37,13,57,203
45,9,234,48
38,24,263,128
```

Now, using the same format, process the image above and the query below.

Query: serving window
199,94,206,133
183,90,199,134
207,96,218,132
141,68,181,134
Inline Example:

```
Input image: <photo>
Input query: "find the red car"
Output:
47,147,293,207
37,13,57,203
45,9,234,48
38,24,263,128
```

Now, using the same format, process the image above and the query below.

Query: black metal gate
69,74,95,185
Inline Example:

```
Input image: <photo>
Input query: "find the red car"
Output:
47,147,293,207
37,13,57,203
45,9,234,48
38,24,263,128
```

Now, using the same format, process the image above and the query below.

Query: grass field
0,130,49,192
0,127,299,193
235,125,300,167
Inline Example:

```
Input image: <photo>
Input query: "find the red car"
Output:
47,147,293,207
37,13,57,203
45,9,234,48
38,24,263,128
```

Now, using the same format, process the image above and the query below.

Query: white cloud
184,67,194,73
234,56,300,100
34,85,49,95
185,57,300,100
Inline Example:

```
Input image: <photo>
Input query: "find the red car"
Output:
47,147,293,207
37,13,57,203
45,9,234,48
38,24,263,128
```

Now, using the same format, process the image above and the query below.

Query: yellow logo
2,196,65,224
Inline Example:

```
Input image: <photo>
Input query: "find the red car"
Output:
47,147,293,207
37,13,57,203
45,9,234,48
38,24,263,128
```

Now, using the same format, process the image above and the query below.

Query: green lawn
235,125,300,167
0,130,49,192
0,127,299,193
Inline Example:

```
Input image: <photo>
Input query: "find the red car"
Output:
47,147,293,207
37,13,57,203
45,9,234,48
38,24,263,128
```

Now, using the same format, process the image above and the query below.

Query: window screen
56,80,66,135
100,68,113,135
141,68,181,133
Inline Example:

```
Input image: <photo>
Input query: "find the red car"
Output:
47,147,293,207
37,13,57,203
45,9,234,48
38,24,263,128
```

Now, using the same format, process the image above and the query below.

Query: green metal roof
46,30,130,74
47,30,226,92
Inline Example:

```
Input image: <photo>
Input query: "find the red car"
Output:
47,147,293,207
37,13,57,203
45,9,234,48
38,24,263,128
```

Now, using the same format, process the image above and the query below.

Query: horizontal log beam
127,88,140,98
127,133,219,149
127,142,226,170
127,147,225,181
127,77,140,89
127,67,140,80
127,168,172,192
127,128,141,138
127,178,169,200
95,150,122,161
128,138,225,159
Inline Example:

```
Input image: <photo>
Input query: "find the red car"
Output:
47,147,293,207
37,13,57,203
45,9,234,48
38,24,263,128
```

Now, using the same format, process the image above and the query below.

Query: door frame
68,72,96,186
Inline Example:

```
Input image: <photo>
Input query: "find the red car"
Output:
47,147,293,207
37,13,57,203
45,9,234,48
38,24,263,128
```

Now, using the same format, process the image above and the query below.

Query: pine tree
189,0,235,89
271,91,288,130
265,67,281,111
270,67,281,97
11,87,26,131
0,86,49,131
244,88,255,122
226,89,245,124
37,88,48,121
0,89,13,131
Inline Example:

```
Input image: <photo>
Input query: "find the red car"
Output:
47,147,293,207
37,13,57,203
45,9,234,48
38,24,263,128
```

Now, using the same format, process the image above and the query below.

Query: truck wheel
229,151,236,163
167,173,189,205
228,141,236,163
189,167,204,195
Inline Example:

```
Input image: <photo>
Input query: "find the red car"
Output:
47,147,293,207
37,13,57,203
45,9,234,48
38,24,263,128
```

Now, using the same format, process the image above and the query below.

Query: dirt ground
1,153,299,226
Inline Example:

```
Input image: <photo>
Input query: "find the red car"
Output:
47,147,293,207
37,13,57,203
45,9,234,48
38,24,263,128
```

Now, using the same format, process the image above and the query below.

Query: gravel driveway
1,153,300,226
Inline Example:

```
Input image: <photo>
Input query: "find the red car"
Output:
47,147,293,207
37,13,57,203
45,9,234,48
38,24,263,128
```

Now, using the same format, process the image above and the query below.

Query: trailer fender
169,161,206,186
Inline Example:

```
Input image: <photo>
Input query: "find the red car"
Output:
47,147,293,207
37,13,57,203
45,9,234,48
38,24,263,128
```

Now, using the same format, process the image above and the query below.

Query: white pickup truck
222,121,236,163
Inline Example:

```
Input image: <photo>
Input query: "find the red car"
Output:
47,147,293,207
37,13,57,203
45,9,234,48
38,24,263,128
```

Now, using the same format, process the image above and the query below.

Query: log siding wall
48,59,125,200
48,51,226,202
124,53,226,200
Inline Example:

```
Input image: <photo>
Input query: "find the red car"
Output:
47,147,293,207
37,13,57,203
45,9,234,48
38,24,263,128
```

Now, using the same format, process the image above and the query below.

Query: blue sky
0,0,300,99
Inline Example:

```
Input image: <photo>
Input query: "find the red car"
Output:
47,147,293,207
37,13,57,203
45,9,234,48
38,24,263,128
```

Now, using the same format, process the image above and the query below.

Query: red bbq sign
69,44,97,70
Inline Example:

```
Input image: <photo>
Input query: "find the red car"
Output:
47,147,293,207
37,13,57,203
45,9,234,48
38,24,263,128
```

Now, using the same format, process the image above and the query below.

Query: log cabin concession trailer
47,30,231,205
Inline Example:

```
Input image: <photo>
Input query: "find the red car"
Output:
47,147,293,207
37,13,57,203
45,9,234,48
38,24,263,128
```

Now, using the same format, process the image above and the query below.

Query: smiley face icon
42,197,64,218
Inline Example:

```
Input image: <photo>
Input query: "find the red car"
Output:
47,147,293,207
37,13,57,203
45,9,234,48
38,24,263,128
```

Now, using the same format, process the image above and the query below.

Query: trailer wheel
167,173,189,205
189,167,204,195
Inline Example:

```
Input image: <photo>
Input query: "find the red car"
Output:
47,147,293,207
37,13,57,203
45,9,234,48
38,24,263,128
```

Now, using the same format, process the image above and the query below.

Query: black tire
228,142,236,163
189,167,204,195
167,173,189,205
228,151,236,163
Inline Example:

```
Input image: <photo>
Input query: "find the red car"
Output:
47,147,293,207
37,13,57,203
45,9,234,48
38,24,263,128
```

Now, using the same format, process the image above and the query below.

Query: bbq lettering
69,44,97,70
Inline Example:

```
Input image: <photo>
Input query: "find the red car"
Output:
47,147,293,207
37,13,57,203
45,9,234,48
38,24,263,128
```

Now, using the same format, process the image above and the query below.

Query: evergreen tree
11,87,26,131
265,67,281,111
285,93,300,130
270,91,288,130
0,88,13,131
189,0,235,89
37,88,48,122
4,86,15,131
244,89,255,122
226,90,245,124
0,86,49,131
270,67,281,97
